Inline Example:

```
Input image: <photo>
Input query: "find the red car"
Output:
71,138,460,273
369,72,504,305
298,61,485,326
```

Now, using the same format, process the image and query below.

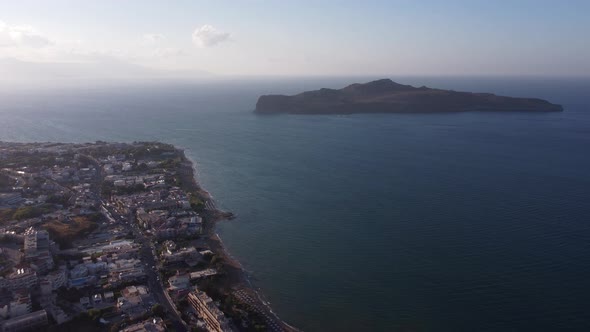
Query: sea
1,76,589,331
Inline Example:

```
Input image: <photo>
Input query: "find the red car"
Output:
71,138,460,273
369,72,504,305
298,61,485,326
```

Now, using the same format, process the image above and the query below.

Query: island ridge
255,79,563,114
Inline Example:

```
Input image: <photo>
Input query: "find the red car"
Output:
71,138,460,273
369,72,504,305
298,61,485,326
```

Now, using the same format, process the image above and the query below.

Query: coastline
176,148,299,332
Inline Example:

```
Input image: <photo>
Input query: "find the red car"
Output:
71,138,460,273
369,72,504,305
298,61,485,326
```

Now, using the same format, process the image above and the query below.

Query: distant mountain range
0,57,212,85
255,79,563,114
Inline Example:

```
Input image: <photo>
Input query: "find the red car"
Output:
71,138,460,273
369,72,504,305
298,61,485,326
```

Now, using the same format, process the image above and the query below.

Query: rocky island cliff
255,79,563,114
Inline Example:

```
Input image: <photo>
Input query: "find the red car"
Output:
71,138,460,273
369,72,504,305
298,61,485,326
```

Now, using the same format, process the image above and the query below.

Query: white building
47,269,67,290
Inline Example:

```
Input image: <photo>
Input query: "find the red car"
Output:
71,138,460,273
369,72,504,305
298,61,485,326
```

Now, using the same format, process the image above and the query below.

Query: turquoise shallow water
1,77,590,331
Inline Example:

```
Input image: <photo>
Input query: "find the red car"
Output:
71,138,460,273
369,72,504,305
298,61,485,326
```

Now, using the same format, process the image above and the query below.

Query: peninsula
255,79,563,114
0,141,296,332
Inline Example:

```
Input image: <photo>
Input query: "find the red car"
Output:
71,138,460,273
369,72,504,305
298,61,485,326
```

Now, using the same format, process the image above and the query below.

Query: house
168,272,190,290
6,268,37,291
79,297,90,309
117,285,151,319
47,268,67,290
167,271,191,299
92,294,102,306
189,269,218,281
121,317,166,332
103,291,114,302
161,247,201,266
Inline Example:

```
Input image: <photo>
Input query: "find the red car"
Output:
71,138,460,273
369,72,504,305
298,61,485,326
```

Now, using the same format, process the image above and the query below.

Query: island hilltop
0,141,296,332
255,78,563,114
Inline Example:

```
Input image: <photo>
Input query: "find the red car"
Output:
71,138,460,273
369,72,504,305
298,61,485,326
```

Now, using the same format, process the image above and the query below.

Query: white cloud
152,47,184,58
0,19,203,77
139,33,183,59
143,33,164,44
0,20,12,47
0,22,52,48
192,25,230,47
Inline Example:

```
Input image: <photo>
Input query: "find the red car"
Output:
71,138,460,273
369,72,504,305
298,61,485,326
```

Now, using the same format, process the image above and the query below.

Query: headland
0,140,297,332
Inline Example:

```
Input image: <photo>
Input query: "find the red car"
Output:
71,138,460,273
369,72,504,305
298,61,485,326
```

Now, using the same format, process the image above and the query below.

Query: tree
136,163,149,172
190,196,205,212
46,194,71,205
151,304,165,317
0,174,14,188
13,206,41,220
88,309,101,321
109,321,124,332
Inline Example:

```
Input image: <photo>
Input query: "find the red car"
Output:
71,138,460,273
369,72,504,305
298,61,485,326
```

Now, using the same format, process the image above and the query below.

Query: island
255,79,563,114
0,141,297,332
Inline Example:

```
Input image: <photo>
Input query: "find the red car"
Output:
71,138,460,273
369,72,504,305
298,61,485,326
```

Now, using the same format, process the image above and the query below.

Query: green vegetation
103,181,146,196
116,184,147,195
1,151,76,170
12,204,53,220
160,158,181,169
0,209,15,223
190,195,205,212
47,312,103,332
135,162,149,172
57,286,84,302
101,182,115,196
109,322,124,332
46,193,71,205
151,303,165,317
0,256,13,277
0,174,15,188
86,213,104,223
44,215,98,248
87,309,102,321
210,254,223,266
83,141,176,162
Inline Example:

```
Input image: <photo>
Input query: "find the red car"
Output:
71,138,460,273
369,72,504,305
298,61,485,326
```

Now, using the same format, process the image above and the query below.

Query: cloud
139,33,183,59
143,33,164,44
152,47,184,58
192,25,230,47
0,20,52,48
0,19,203,77
0,20,12,46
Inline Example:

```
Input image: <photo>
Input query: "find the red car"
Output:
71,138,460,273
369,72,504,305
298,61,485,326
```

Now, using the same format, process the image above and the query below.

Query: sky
0,0,589,80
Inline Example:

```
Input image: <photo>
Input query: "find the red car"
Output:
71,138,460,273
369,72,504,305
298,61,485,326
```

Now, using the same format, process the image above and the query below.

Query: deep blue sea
1,77,589,331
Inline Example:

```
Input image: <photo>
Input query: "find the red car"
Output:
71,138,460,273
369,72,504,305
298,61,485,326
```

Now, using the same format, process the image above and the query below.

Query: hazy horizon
1,0,590,84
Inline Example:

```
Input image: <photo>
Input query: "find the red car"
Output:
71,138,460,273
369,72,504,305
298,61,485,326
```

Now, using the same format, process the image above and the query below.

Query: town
0,141,293,332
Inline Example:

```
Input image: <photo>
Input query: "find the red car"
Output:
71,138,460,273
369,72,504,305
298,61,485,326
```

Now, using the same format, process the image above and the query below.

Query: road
103,203,188,332
91,150,188,332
